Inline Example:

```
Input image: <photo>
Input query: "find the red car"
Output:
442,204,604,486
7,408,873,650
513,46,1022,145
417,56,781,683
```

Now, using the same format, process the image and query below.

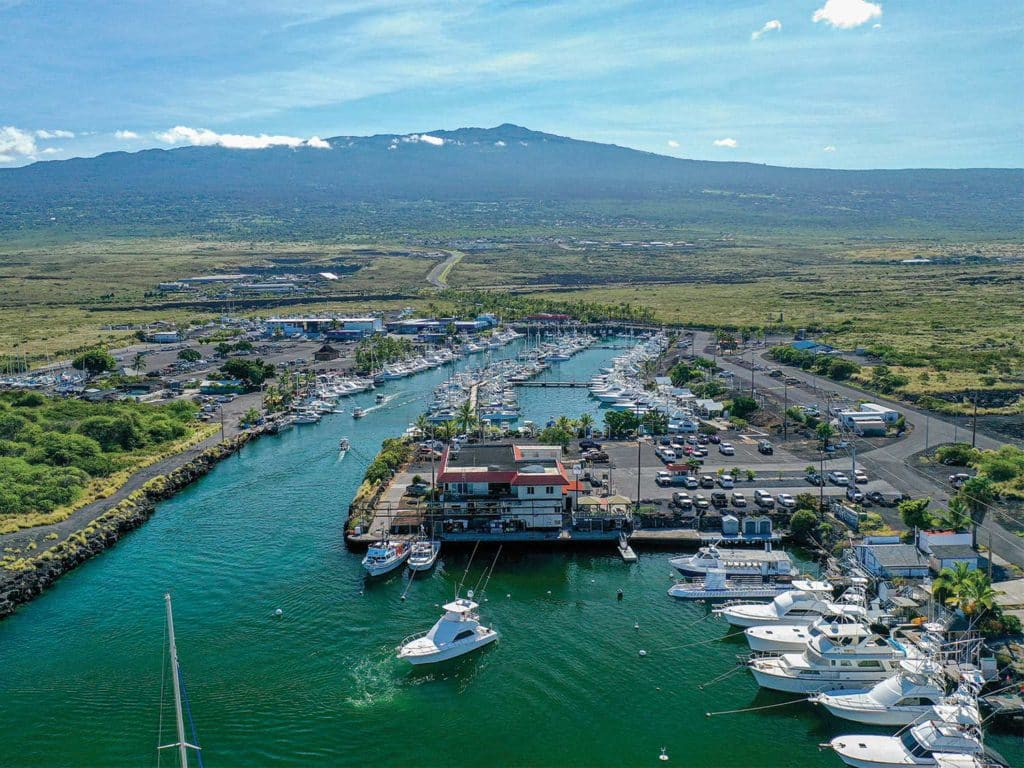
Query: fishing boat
352,407,366,419
396,592,499,665
744,581,876,653
670,542,798,580
361,540,409,576
292,409,321,424
825,693,1008,768
714,580,834,627
376,393,386,403
668,568,791,600
158,594,203,767
408,539,441,572
809,659,952,726
339,437,351,451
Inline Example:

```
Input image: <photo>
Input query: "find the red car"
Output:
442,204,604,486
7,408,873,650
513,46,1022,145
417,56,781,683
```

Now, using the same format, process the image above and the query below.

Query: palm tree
555,415,576,436
931,562,997,616
455,400,477,435
959,574,998,616
932,562,974,608
577,413,595,437
414,413,431,438
959,477,996,549
933,496,971,532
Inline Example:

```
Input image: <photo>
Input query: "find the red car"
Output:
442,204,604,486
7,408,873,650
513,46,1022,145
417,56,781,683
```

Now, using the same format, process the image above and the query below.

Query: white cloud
35,129,75,139
0,125,39,161
667,139,680,148
751,19,782,41
41,147,62,154
713,137,738,148
115,130,140,140
404,133,445,146
812,0,882,29
823,145,837,152
154,126,330,150
873,23,882,29
494,140,506,147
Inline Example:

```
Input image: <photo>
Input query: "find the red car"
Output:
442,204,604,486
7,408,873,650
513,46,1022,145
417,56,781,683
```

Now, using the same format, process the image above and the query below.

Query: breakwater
0,428,265,620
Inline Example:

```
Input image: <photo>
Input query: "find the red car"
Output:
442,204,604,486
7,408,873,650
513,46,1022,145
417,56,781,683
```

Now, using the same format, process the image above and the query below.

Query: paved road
690,331,1024,566
426,252,462,288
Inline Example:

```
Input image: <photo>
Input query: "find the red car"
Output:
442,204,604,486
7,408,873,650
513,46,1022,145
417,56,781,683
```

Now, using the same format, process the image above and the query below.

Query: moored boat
408,539,440,572
361,540,409,576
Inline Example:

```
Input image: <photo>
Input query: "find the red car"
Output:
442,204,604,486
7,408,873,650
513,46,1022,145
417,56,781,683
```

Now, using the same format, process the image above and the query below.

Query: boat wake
344,654,401,709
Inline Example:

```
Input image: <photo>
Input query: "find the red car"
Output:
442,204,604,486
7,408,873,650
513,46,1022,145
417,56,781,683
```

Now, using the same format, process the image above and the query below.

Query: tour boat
748,624,919,694
338,437,351,451
670,542,797,580
396,593,499,665
407,539,441,572
352,407,366,419
361,540,409,576
809,659,949,726
825,696,1006,768
714,580,834,627
668,568,791,600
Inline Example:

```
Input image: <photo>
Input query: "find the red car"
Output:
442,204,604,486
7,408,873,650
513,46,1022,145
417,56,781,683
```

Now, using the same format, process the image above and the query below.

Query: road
426,252,462,288
690,331,1024,566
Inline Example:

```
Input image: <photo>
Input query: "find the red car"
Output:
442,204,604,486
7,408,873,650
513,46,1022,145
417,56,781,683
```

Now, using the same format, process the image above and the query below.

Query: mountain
0,124,1020,239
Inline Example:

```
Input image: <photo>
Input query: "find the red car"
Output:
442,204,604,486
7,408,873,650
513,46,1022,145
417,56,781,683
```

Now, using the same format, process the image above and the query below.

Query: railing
398,630,430,648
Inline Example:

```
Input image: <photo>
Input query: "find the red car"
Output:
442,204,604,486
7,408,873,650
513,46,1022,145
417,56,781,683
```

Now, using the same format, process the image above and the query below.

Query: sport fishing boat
338,437,351,451
361,540,409,577
352,407,366,419
809,659,949,726
744,581,876,653
407,539,441,572
396,592,499,665
714,580,834,627
747,623,919,694
825,694,1008,768
670,542,797,580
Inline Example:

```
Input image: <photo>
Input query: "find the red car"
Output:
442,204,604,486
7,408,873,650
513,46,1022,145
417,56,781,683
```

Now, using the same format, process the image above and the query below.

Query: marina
0,335,1019,768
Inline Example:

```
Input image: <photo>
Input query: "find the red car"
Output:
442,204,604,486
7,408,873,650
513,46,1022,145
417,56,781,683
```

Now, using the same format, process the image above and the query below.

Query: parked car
768,369,783,378
806,471,825,487
406,482,431,497
673,491,693,509
866,491,893,506
846,486,865,503
854,469,868,484
693,447,708,457
719,442,735,456
697,435,709,445
707,434,721,444
579,439,603,450
717,474,735,489
731,492,748,507
583,450,609,462
949,473,971,488
754,490,775,510
658,436,672,446
700,475,716,489
827,471,849,485
693,494,710,511
658,449,677,463
711,491,728,508
776,493,797,509
656,471,673,486
682,475,700,489
757,440,774,455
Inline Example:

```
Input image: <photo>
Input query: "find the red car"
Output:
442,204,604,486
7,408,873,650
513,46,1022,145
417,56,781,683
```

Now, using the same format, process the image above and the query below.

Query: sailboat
158,593,203,768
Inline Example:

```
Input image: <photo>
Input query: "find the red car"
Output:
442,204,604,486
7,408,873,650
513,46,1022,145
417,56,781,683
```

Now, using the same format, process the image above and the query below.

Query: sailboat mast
164,593,190,768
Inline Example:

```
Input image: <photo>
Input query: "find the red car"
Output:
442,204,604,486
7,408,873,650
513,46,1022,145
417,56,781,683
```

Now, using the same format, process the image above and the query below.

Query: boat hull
362,551,409,577
400,631,499,665
720,610,818,629
749,660,892,694
817,700,931,726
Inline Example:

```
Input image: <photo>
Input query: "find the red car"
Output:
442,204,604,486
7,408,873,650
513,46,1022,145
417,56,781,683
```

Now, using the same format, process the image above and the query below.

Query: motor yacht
361,540,409,577
714,580,834,628
744,582,876,653
338,437,351,451
810,659,948,725
668,568,791,600
670,542,797,580
396,593,499,665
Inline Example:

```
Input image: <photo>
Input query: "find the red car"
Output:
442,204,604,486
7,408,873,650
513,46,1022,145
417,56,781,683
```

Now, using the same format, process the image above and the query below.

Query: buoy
400,595,406,601
634,621,640,630
659,747,669,761
547,590,552,595
638,649,647,657
506,593,511,599
274,608,283,617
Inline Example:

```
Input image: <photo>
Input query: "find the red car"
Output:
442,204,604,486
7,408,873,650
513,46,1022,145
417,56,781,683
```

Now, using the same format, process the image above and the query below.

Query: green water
1,340,1020,768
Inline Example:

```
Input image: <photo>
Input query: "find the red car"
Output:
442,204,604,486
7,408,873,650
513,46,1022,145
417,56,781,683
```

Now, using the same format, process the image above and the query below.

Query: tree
641,410,668,435
178,347,202,363
816,422,835,448
794,493,818,512
933,496,971,532
215,341,233,357
935,443,977,466
221,358,275,389
72,348,116,379
603,410,640,438
577,413,595,437
455,401,478,435
239,407,261,427
933,563,995,616
789,509,819,545
898,498,934,531
959,476,996,548
729,396,758,420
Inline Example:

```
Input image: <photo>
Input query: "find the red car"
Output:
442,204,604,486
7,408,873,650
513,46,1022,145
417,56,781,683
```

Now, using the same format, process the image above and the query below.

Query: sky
1,0,1021,169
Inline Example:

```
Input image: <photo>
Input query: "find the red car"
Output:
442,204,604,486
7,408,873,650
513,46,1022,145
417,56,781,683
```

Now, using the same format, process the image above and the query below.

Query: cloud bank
667,139,680,148
0,125,39,163
115,130,140,140
812,0,882,29
713,137,738,148
155,126,331,150
751,20,782,41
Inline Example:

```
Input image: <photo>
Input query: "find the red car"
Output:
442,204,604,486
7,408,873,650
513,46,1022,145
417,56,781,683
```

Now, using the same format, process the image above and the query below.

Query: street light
572,464,582,516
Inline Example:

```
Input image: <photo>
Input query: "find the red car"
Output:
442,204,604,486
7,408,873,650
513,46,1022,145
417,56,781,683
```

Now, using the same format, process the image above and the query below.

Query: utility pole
818,449,825,516
971,393,978,448
783,381,789,442
924,414,929,451
749,346,755,397
219,406,225,442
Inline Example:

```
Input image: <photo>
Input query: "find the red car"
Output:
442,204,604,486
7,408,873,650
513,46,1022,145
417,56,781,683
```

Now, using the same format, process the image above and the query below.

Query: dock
618,534,638,562
517,381,591,388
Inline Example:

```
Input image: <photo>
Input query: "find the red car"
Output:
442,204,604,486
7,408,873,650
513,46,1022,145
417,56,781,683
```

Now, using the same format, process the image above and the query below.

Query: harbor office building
433,444,631,540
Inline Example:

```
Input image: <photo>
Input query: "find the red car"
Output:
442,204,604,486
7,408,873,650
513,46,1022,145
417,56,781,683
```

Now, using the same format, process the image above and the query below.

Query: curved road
691,330,1024,567
426,252,463,288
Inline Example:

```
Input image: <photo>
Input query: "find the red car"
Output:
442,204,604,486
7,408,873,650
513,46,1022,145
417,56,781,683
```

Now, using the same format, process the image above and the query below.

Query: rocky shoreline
0,428,266,620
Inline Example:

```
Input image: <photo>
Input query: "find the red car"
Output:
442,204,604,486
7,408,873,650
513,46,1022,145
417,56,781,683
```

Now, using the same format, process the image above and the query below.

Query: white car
846,486,865,503
776,493,796,509
827,471,849,485
854,469,868,484
717,474,735,489
718,442,735,456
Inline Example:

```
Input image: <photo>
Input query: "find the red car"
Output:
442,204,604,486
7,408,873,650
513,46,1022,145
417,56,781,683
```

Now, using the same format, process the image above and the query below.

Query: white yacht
361,541,410,577
352,407,366,419
396,593,499,665
338,437,351,451
407,539,440,572
810,659,948,725
826,697,1005,768
668,568,791,600
748,624,916,693
714,580,834,627
670,542,797,580
744,583,875,653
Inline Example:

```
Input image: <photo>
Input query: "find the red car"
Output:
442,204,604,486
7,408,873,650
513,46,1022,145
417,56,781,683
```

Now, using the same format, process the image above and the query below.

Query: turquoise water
0,339,1020,768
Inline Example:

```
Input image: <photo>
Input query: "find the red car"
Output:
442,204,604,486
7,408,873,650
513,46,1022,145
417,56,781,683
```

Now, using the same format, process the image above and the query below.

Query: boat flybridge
714,580,834,628
397,591,499,665
809,658,948,726
825,690,1008,768
744,581,877,653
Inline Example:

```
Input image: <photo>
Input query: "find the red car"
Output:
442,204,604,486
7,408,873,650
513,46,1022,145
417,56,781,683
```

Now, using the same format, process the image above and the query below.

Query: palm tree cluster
931,562,998,617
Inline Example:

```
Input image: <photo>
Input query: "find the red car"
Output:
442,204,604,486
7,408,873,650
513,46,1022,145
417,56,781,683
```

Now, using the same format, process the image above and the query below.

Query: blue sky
1,0,1021,168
